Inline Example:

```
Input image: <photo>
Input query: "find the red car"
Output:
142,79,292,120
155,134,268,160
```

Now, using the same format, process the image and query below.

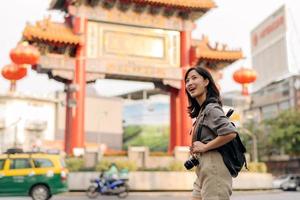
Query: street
1,191,300,200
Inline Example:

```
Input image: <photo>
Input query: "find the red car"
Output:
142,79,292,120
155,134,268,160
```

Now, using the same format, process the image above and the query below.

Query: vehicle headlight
289,183,296,187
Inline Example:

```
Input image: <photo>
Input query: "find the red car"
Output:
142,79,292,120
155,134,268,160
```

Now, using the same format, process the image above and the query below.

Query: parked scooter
86,172,129,199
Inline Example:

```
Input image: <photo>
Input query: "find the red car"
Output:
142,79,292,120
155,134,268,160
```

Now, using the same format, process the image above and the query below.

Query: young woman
185,66,237,200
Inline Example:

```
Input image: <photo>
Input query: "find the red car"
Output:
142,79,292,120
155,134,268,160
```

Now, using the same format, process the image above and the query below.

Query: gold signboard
87,21,180,68
104,31,164,59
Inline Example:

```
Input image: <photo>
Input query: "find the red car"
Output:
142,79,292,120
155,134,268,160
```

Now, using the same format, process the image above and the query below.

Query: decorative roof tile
23,18,80,45
50,0,216,11
191,36,243,64
133,0,216,10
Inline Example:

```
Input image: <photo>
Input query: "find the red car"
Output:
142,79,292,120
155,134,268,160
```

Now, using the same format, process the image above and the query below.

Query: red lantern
233,68,257,95
10,42,40,65
1,63,27,81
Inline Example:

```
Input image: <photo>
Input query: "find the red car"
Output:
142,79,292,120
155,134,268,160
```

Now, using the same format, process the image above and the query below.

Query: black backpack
217,109,248,177
197,108,248,177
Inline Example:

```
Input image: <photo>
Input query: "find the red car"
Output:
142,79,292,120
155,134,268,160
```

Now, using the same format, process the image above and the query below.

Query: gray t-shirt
192,103,238,143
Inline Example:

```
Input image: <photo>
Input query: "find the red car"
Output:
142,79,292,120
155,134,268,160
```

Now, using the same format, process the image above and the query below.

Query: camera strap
195,112,206,142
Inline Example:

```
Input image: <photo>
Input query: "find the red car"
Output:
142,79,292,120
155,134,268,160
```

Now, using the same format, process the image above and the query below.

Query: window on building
279,101,290,111
282,81,289,89
282,89,289,96
254,90,264,96
33,158,54,168
10,159,31,169
0,159,5,170
262,104,278,119
266,86,276,94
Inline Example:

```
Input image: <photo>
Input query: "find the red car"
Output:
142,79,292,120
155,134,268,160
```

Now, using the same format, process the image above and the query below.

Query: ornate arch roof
131,0,215,10
190,36,243,68
23,18,80,45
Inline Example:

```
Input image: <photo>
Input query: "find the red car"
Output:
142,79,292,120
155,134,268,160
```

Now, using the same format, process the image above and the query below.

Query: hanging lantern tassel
10,80,17,92
242,83,249,96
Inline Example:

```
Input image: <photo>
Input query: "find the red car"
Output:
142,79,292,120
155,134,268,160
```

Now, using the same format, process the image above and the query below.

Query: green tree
264,110,300,156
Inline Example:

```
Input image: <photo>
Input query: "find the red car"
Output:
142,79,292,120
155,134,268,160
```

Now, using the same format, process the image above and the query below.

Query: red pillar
64,84,73,155
71,16,87,154
169,88,181,153
169,30,192,152
180,31,192,146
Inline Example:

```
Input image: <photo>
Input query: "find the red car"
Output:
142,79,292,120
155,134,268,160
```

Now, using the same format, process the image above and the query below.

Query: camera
184,156,199,170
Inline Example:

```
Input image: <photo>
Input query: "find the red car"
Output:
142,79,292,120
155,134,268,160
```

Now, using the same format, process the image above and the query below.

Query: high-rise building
251,5,300,91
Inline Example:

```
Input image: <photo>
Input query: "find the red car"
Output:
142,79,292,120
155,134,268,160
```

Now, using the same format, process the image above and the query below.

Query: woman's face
185,69,208,98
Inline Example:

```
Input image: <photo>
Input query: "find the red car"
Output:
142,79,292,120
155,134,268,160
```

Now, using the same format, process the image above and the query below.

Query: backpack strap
226,109,249,170
195,105,215,142
196,114,205,142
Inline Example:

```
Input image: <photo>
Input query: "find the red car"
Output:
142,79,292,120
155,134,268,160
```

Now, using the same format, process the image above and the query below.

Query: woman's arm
191,133,236,154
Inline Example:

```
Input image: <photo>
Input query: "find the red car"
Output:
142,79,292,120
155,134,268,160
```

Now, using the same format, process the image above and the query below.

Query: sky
0,0,299,97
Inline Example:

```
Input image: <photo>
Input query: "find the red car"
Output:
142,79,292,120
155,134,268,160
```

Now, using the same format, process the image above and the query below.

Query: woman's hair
184,66,222,118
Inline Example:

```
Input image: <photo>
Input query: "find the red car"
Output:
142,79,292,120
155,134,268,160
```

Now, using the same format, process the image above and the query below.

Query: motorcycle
86,172,129,199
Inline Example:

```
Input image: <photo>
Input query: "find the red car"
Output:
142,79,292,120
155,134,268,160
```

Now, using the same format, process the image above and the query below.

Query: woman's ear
204,79,209,87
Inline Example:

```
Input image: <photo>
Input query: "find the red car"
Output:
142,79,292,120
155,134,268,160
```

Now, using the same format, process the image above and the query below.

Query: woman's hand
190,133,237,154
191,141,208,154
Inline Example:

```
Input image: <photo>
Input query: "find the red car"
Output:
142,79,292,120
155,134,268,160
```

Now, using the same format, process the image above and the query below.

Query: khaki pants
192,150,232,200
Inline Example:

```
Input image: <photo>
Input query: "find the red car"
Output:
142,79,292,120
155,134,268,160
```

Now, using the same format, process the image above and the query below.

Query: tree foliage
264,110,300,155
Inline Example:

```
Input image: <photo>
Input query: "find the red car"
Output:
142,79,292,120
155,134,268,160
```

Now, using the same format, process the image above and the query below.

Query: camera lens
184,160,194,170
184,157,199,170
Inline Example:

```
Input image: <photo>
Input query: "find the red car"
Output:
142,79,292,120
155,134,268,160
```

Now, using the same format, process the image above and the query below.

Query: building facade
56,89,124,150
0,93,58,153
245,75,300,122
0,89,124,153
251,5,300,91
